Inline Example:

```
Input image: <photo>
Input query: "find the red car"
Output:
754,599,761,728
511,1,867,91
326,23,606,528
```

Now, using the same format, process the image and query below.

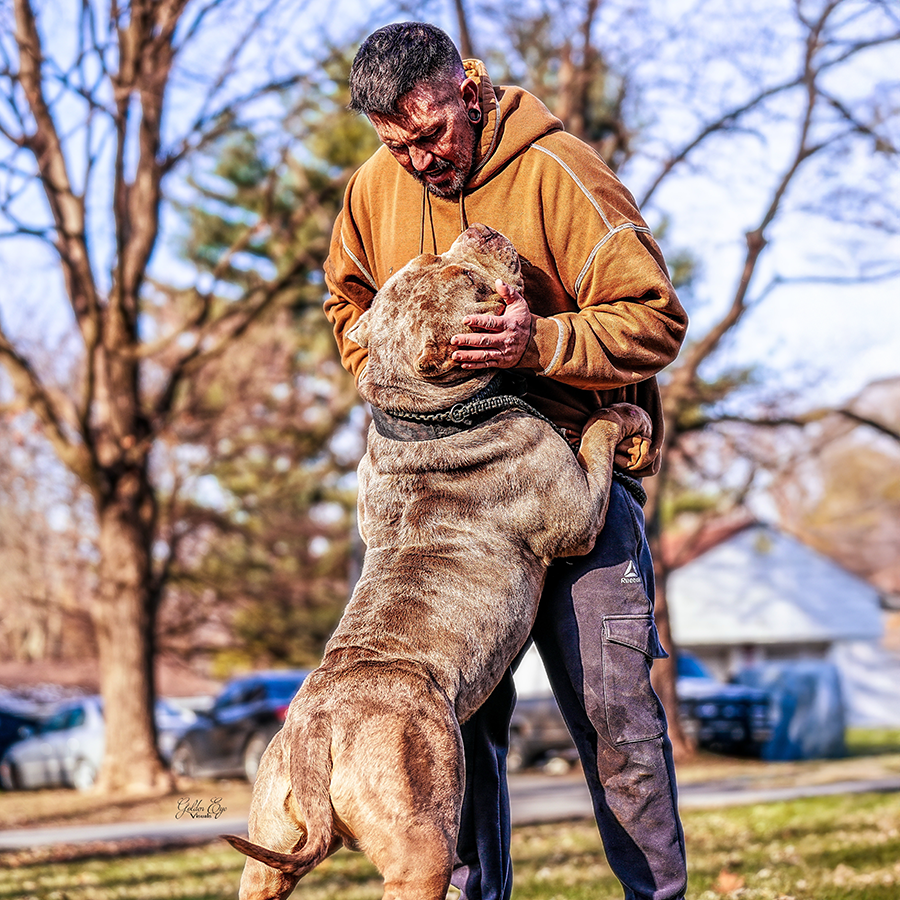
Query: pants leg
533,481,687,900
451,670,515,900
453,481,687,900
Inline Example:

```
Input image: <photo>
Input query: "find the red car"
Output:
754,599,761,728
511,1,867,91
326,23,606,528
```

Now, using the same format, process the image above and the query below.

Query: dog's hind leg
372,819,456,900
328,676,463,899
381,863,454,900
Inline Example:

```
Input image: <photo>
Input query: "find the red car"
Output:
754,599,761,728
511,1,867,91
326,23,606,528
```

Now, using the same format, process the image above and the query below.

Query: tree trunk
646,470,696,762
649,562,696,763
92,465,173,794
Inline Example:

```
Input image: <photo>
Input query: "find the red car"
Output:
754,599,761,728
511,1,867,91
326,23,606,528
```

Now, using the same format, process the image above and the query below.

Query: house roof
667,523,884,646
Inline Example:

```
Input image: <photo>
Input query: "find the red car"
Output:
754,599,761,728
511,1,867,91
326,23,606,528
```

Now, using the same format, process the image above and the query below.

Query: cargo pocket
602,615,668,745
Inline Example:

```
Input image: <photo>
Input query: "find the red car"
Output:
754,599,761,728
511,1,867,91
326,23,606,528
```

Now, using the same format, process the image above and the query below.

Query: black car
508,693,576,773
170,670,308,782
507,652,772,770
0,704,42,764
676,655,772,755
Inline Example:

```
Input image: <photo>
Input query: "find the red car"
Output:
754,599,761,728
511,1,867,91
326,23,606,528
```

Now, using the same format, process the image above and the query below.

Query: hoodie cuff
518,316,565,376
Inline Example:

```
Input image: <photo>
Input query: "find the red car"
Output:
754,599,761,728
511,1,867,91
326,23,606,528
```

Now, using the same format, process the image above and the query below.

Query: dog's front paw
616,433,651,471
583,403,652,471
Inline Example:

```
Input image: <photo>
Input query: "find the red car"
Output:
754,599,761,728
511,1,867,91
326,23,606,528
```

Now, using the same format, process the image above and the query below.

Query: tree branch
0,318,94,485
703,408,900,444
13,0,101,338
638,16,900,208
151,253,309,421
665,3,841,409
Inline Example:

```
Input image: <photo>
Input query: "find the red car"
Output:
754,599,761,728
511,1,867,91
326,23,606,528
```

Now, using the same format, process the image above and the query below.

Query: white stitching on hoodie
530,143,614,229
540,317,566,376
575,223,652,296
528,143,652,298
342,237,378,290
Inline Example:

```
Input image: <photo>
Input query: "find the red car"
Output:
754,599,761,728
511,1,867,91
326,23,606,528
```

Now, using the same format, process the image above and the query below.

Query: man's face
369,81,478,199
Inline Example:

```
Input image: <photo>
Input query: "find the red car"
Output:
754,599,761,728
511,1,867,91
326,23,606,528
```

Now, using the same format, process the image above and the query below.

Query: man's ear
460,76,479,111
346,310,370,348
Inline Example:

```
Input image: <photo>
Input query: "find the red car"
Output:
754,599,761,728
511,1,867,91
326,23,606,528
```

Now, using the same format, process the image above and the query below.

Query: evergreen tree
156,51,380,671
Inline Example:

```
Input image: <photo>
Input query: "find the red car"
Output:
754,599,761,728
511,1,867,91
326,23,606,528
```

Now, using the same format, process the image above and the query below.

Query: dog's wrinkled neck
359,365,494,415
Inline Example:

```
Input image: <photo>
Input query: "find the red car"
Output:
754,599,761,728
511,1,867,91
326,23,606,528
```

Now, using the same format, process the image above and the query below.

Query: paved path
2,773,900,850
508,772,900,824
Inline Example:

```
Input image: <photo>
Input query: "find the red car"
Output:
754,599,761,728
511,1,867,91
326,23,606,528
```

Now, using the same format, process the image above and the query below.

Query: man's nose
408,146,434,171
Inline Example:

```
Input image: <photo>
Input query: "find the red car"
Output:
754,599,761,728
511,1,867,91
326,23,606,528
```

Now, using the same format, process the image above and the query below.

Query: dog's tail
221,710,336,878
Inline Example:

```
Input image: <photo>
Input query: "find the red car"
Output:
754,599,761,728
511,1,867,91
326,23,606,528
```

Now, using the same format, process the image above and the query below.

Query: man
323,21,689,900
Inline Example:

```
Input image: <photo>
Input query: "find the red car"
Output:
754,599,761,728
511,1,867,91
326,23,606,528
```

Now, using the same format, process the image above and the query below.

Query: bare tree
0,0,349,793
636,0,899,755
448,0,900,757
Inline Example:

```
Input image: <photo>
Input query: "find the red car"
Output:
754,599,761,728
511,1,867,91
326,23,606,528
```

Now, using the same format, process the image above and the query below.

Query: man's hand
450,280,532,369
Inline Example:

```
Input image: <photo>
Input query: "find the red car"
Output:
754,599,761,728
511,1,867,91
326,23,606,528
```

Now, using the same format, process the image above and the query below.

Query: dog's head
348,224,523,412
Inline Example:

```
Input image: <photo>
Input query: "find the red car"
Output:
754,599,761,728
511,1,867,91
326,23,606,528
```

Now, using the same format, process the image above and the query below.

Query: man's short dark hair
349,22,465,116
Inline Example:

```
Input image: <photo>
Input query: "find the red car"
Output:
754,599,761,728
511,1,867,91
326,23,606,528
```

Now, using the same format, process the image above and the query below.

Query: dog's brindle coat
223,224,651,899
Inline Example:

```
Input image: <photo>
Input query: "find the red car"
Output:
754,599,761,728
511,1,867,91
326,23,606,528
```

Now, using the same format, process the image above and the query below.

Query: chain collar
369,371,646,506
371,372,567,444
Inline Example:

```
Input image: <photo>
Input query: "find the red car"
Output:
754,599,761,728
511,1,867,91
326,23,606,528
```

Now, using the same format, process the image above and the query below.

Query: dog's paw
582,403,652,471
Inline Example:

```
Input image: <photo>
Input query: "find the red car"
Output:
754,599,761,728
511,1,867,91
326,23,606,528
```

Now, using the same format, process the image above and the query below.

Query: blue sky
1,0,897,412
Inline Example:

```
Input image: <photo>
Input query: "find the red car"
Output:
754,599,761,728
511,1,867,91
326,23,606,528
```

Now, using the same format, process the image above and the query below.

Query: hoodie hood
464,59,564,191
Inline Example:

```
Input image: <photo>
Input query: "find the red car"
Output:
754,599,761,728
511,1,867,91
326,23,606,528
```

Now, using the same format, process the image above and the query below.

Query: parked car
507,652,772,770
508,693,576,773
170,669,309,783
0,703,42,763
0,695,196,791
676,654,772,755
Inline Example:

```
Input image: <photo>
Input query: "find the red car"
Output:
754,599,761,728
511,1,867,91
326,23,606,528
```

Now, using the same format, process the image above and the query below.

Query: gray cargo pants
452,478,688,900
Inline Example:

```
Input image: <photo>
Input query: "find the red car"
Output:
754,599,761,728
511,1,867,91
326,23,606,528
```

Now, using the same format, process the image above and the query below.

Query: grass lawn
2,790,900,900
2,730,899,899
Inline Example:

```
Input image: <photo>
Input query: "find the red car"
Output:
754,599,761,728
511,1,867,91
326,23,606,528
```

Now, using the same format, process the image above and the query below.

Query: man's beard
411,127,477,199
411,157,470,199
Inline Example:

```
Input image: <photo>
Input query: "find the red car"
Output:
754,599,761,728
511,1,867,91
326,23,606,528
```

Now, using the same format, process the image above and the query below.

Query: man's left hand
450,280,532,369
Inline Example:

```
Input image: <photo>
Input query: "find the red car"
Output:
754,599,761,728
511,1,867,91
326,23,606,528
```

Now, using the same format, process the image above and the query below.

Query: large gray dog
223,223,650,899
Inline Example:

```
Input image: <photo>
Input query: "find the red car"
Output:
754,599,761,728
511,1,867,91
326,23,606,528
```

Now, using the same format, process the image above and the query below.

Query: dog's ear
473,295,506,318
415,337,456,377
346,310,370,348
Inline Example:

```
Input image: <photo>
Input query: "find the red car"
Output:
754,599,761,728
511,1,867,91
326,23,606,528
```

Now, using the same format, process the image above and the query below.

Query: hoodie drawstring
420,187,439,255
418,185,470,254
419,188,426,255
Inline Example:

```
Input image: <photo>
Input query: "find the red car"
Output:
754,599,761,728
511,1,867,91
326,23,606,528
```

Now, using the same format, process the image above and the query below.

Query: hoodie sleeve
322,184,378,382
515,137,688,389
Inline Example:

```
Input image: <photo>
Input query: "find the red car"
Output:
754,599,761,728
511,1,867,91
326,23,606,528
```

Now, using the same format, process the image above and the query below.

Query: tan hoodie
323,60,687,476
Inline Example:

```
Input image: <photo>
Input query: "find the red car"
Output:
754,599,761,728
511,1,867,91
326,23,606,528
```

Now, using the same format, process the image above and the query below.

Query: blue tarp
734,660,846,761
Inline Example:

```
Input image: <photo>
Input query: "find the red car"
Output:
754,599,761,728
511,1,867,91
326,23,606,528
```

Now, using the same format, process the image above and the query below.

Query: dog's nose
450,224,518,270
467,222,497,236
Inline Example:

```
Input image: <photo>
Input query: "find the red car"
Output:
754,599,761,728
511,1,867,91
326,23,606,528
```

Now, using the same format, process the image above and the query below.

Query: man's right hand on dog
449,279,532,369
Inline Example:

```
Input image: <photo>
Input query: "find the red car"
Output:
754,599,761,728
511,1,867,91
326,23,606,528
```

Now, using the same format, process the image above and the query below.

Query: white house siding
829,641,900,726
667,523,894,728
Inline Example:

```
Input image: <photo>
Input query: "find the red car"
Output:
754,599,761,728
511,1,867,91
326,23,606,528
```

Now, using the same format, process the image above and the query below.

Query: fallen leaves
713,868,745,894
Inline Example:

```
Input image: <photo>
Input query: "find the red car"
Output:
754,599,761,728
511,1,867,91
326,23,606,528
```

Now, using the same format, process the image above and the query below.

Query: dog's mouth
362,366,493,415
